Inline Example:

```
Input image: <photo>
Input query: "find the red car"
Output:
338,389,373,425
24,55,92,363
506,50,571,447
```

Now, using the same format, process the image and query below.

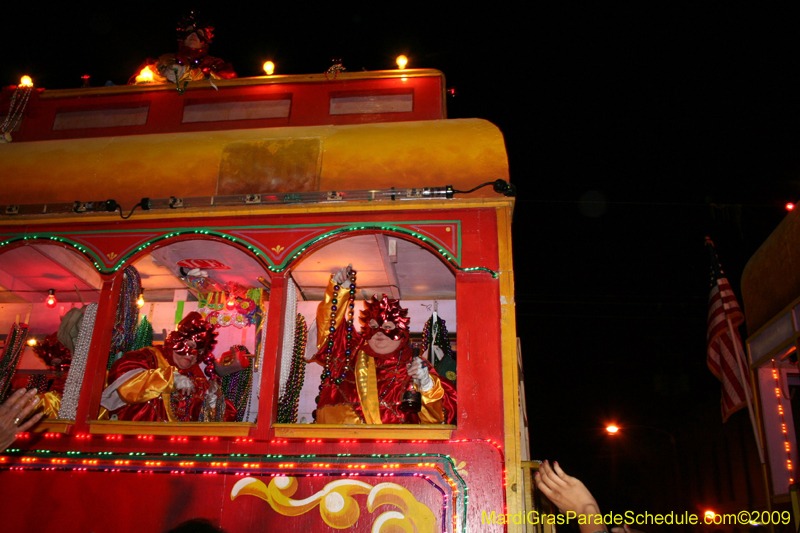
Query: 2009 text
480,509,792,526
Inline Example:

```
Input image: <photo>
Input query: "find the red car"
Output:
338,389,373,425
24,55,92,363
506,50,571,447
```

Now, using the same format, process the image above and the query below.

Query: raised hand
332,264,354,286
0,388,43,451
535,461,607,533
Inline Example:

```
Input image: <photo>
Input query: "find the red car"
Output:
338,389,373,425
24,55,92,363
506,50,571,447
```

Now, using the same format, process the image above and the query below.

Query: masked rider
314,265,456,425
100,312,235,422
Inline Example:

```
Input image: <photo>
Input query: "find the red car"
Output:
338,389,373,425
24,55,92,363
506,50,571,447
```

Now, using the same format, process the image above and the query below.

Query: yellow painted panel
218,138,322,195
319,119,509,192
30,420,74,433
273,423,455,440
0,119,508,207
496,205,524,528
88,420,255,436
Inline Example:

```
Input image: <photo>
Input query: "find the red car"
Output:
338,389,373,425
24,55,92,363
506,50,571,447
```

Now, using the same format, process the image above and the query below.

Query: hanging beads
0,322,30,400
107,266,141,370
320,270,357,389
1,82,33,141
422,316,453,361
276,315,308,423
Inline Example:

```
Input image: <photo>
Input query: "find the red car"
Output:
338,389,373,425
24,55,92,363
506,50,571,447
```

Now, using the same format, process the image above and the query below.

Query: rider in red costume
314,265,456,425
100,312,235,422
131,13,237,85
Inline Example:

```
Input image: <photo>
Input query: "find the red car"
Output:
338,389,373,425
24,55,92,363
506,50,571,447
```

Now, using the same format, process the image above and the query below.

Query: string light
45,289,57,308
136,290,145,308
0,443,480,507
0,222,497,278
772,361,795,484
0,450,467,532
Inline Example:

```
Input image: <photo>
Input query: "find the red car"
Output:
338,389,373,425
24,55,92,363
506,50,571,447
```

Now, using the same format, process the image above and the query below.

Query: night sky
6,2,800,520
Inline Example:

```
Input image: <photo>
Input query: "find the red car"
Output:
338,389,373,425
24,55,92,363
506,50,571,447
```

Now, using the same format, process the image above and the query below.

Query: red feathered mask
33,333,72,372
165,312,218,359
359,295,410,342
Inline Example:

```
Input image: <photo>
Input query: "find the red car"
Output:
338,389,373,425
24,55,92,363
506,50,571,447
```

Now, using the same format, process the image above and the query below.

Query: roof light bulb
20,76,33,88
263,61,275,76
135,66,155,84
396,55,408,70
45,289,57,308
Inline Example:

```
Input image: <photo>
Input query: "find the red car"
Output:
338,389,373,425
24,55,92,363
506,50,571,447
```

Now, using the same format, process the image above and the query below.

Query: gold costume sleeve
316,278,353,351
418,375,445,424
115,367,176,404
36,391,62,419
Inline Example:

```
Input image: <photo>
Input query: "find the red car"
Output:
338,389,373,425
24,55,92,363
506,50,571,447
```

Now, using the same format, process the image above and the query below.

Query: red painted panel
253,275,286,441
0,440,508,533
77,278,122,434
454,271,506,440
4,208,497,274
0,469,471,532
69,232,166,270
9,74,444,142
0,205,512,530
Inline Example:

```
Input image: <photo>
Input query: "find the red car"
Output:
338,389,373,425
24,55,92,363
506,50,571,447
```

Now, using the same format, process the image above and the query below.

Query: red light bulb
226,295,236,311
786,202,795,212
45,289,57,308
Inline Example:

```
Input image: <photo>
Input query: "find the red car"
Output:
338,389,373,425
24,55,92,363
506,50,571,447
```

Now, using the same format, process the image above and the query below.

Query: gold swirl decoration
231,476,436,531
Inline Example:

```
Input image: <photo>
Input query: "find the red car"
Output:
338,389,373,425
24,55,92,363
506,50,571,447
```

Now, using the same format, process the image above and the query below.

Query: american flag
706,237,749,422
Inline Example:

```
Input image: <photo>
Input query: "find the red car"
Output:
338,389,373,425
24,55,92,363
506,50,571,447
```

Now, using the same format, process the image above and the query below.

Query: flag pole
724,311,765,464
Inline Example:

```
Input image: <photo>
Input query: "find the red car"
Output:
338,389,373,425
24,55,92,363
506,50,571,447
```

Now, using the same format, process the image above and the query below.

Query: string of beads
320,270,357,389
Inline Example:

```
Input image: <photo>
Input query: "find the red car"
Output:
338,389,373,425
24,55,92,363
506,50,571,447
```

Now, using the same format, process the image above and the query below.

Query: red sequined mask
360,295,410,342
165,312,218,359
177,13,215,44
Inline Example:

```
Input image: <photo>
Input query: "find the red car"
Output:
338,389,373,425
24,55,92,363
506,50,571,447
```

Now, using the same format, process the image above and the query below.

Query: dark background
6,2,800,525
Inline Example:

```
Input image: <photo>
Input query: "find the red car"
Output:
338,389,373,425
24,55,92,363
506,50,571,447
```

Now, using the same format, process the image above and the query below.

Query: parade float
0,21,534,532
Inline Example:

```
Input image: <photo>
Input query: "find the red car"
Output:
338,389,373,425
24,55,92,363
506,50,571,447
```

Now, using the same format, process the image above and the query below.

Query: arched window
278,232,457,430
95,237,271,428
0,242,102,425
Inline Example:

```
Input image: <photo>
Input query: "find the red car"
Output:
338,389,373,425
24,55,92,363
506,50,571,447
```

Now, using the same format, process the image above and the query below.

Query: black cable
119,205,138,219
118,197,151,220
452,179,516,197
452,181,495,194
